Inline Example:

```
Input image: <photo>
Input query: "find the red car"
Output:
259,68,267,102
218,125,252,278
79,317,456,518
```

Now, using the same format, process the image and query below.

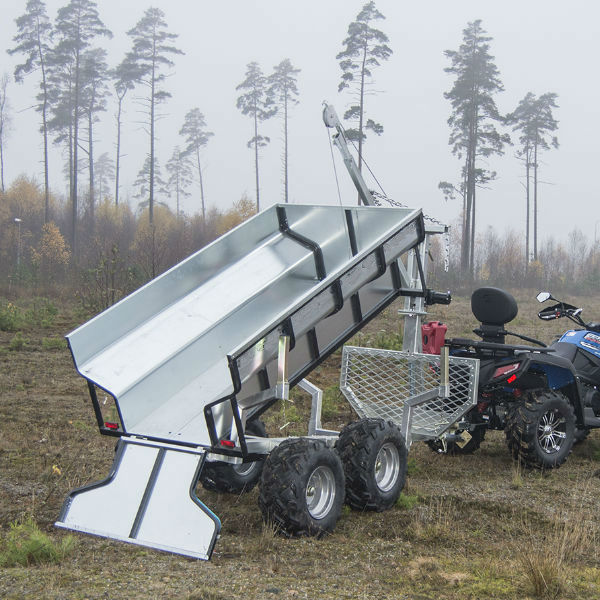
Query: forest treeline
2,174,597,311
0,175,257,308
429,221,600,296
0,1,595,306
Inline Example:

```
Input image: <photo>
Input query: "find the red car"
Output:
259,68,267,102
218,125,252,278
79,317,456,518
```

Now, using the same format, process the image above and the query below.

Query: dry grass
514,482,598,599
1,291,600,599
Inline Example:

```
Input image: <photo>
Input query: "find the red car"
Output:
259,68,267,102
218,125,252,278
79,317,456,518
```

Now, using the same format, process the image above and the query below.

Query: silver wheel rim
233,461,257,477
538,409,567,454
305,465,336,520
375,442,400,492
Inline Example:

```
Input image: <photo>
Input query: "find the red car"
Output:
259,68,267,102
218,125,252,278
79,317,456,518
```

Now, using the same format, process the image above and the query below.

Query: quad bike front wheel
505,389,575,469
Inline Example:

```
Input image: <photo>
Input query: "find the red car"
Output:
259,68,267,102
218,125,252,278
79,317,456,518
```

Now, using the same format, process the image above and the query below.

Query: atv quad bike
437,287,600,469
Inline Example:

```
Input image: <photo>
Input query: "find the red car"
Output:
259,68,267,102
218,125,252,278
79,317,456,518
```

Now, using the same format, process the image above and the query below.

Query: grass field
1,290,600,599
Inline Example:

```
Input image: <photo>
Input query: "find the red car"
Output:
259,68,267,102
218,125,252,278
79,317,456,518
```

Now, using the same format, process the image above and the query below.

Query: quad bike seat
471,287,518,344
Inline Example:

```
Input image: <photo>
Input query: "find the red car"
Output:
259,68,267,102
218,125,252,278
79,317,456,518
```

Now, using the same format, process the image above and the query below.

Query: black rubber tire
200,419,267,494
574,427,591,445
335,418,407,511
258,438,345,538
426,427,486,455
504,389,576,469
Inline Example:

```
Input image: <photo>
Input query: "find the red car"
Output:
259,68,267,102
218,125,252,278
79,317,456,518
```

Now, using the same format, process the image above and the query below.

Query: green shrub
321,385,343,420
352,329,404,351
0,517,75,567
0,298,58,331
9,332,29,351
23,298,58,329
396,493,420,510
373,330,403,351
406,457,419,475
0,302,22,331
42,337,66,351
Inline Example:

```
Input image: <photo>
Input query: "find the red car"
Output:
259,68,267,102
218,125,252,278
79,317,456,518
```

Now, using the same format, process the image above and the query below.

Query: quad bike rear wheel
505,389,575,469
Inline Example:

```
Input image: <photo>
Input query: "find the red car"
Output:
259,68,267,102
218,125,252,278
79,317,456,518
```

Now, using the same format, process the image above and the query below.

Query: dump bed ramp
56,439,219,560
59,203,427,559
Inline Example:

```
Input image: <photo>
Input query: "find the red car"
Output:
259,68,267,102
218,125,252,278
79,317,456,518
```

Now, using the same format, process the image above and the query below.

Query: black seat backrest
471,287,518,343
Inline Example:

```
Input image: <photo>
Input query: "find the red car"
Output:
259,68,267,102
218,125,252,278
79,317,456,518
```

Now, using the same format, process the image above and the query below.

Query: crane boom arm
322,104,375,206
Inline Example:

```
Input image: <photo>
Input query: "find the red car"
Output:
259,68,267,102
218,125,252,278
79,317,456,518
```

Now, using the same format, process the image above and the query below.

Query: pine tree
507,92,559,263
444,20,510,276
236,62,275,211
336,0,391,194
80,47,109,229
179,108,213,221
51,0,112,255
127,7,183,226
134,155,166,206
94,151,114,203
268,59,300,204
164,146,193,218
112,54,141,206
8,0,53,222
0,75,10,193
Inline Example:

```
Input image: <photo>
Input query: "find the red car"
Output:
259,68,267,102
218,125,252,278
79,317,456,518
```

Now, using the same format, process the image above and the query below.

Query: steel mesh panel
340,346,479,440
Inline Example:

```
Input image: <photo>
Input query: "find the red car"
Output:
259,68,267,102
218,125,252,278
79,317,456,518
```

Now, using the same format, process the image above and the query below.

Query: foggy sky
1,0,598,246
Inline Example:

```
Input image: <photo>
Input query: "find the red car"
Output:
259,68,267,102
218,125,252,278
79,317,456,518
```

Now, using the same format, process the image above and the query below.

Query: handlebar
538,300,587,328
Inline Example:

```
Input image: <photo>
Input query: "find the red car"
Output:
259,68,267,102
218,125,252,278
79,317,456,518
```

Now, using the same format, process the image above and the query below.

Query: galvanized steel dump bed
57,202,429,559
66,203,423,447
56,105,466,561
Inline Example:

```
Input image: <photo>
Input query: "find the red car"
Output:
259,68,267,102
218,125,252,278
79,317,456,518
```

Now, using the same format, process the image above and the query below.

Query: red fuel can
421,321,447,355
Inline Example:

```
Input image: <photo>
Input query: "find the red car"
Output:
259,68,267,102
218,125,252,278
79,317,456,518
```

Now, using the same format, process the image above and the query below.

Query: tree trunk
357,40,367,205
176,169,180,217
533,140,538,261
196,147,205,223
88,107,95,231
39,32,50,223
525,151,530,268
72,46,81,258
149,46,157,278
149,59,155,226
115,92,124,206
284,87,288,203
254,105,260,212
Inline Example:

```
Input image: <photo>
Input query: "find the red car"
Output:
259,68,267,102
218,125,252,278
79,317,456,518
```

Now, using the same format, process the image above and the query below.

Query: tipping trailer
56,105,476,560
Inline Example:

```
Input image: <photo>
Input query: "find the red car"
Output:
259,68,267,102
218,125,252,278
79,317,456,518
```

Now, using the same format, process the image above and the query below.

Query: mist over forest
0,0,598,303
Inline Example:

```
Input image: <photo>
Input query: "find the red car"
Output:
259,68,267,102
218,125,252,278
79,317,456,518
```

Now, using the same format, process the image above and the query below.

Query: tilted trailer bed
56,106,477,560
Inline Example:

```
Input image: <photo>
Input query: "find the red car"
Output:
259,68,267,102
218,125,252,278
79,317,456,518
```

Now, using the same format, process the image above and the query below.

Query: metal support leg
301,379,338,436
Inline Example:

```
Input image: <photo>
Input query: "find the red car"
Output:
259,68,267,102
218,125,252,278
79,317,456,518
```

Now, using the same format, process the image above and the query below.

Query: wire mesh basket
340,346,479,442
